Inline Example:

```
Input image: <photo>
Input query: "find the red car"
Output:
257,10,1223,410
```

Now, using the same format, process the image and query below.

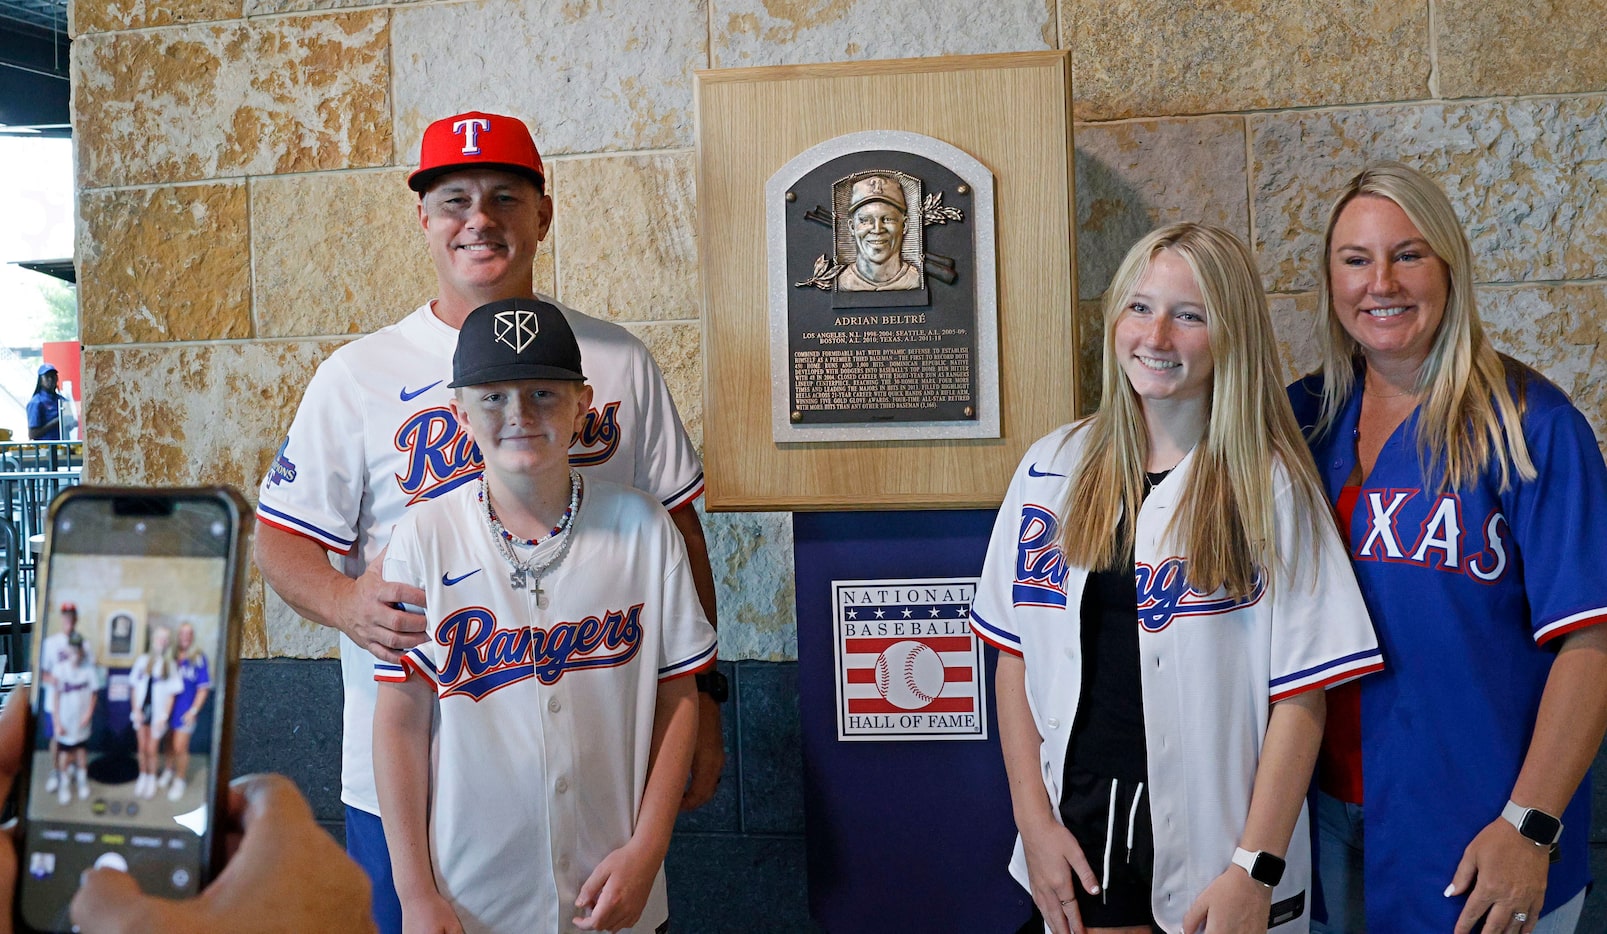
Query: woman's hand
1019,817,1100,934
1181,867,1272,934
1447,818,1548,934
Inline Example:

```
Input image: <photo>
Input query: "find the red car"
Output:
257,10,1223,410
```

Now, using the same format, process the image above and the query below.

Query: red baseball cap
60,602,76,613
408,111,545,193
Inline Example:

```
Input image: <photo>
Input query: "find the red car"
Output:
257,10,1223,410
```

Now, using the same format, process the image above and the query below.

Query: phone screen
17,491,241,933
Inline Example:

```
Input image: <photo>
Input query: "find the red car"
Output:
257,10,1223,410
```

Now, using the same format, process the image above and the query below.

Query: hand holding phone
13,488,248,933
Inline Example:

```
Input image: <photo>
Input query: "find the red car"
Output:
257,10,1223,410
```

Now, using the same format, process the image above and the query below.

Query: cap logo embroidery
453,117,492,155
494,308,541,354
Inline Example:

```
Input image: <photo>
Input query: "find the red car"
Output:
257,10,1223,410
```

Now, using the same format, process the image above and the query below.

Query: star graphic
901,608,913,618
957,606,969,617
929,607,942,617
874,608,885,619
845,609,857,619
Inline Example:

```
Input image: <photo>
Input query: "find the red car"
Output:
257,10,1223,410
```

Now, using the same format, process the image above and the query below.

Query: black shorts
56,740,86,753
1018,766,1160,932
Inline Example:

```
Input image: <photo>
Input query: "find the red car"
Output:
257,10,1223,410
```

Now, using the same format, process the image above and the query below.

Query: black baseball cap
450,298,585,388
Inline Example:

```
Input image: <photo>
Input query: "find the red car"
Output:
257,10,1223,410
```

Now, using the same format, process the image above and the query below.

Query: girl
130,624,182,800
972,224,1380,934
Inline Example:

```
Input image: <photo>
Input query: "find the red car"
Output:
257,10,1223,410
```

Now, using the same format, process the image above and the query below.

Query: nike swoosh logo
442,569,481,586
400,381,443,402
1027,464,1065,478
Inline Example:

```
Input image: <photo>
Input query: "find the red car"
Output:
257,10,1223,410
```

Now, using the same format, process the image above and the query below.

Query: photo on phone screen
16,488,244,934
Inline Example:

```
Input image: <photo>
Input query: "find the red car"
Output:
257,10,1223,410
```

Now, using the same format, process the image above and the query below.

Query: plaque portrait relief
835,173,923,292
768,131,998,443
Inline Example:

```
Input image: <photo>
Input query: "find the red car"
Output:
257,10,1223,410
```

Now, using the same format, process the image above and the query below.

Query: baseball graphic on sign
875,640,945,710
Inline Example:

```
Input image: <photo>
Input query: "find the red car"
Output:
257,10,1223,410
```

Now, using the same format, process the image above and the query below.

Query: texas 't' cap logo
453,117,491,155
494,307,540,354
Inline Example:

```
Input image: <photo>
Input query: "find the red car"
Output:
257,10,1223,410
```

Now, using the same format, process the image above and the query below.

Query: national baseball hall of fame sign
766,131,999,443
830,577,988,741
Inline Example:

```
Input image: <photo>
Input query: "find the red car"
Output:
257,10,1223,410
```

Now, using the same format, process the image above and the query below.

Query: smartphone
13,487,248,933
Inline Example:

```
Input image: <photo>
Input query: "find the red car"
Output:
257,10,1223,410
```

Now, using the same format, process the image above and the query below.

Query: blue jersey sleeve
1508,391,1607,643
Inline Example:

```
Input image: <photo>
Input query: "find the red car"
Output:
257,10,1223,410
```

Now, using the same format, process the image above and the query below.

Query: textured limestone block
82,340,347,495
390,0,706,157
1479,283,1607,454
702,506,797,660
78,183,252,345
711,0,1054,67
74,11,390,189
253,169,439,337
622,322,705,453
550,153,699,325
1064,0,1427,121
1252,97,1607,294
262,578,341,659
244,0,422,15
1437,1,1607,99
1073,116,1249,301
73,0,240,34
1268,292,1322,386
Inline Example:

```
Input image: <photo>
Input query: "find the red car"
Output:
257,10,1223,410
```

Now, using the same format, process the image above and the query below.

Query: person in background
164,621,213,804
129,624,181,801
49,635,95,805
1289,161,1607,934
26,363,67,441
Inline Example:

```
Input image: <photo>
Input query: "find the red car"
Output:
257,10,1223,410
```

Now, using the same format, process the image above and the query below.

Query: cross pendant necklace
508,568,545,605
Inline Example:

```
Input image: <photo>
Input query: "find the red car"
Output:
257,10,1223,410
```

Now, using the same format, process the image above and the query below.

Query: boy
51,635,96,805
372,298,715,934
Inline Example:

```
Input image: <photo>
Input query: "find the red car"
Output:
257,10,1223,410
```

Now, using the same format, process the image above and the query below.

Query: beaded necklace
479,470,582,605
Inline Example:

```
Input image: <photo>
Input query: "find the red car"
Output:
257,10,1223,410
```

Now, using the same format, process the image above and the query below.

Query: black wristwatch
1502,800,1563,847
1231,847,1287,888
694,669,730,704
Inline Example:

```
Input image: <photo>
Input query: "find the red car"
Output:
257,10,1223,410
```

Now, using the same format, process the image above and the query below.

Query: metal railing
0,441,83,661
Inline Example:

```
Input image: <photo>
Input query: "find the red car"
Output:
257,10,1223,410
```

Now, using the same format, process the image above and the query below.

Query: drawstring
1101,779,1118,902
1126,783,1145,863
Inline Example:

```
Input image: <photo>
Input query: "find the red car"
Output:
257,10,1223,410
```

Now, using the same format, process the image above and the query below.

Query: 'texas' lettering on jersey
393,401,625,505
435,603,644,700
1352,488,1510,583
1011,502,1268,629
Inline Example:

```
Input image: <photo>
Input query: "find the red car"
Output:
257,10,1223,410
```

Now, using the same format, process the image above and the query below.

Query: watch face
1520,810,1562,845
1252,853,1287,887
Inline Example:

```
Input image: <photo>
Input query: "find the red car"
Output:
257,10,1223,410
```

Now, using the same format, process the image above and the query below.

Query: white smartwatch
1231,847,1286,888
1501,800,1562,847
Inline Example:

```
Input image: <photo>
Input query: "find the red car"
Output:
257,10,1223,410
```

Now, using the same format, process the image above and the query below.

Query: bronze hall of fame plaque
766,131,999,443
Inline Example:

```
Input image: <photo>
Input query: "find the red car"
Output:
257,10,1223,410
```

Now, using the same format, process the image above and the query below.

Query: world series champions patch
831,577,987,742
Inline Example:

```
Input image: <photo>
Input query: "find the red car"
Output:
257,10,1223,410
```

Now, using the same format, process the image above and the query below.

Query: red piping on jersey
1536,612,1607,647
1270,660,1385,704
661,654,718,682
972,628,1023,657
256,513,354,556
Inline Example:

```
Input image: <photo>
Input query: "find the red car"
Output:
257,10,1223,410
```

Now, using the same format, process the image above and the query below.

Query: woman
973,223,1381,934
26,363,65,440
129,624,182,800
1290,161,1607,934
164,621,212,803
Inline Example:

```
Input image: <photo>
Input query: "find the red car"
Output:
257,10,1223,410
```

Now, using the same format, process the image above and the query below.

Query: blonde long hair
1312,162,1535,490
1059,223,1332,598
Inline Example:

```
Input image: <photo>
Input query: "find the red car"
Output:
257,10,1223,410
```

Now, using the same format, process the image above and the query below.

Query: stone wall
70,0,1607,660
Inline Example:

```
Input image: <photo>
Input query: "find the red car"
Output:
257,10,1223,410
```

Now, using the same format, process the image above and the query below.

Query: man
26,363,67,440
835,173,921,292
254,111,725,933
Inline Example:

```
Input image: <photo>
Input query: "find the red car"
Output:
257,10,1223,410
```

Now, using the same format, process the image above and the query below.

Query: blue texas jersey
1289,362,1607,930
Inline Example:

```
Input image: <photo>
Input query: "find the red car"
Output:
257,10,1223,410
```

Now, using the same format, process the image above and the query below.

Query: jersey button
548,698,562,713
555,777,569,793
1045,718,1060,730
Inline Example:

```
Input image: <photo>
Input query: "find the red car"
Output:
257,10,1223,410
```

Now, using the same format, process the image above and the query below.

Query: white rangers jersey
257,297,703,814
971,422,1382,933
375,479,715,934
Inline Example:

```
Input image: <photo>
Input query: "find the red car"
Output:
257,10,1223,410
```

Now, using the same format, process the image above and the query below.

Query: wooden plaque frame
696,51,1078,511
